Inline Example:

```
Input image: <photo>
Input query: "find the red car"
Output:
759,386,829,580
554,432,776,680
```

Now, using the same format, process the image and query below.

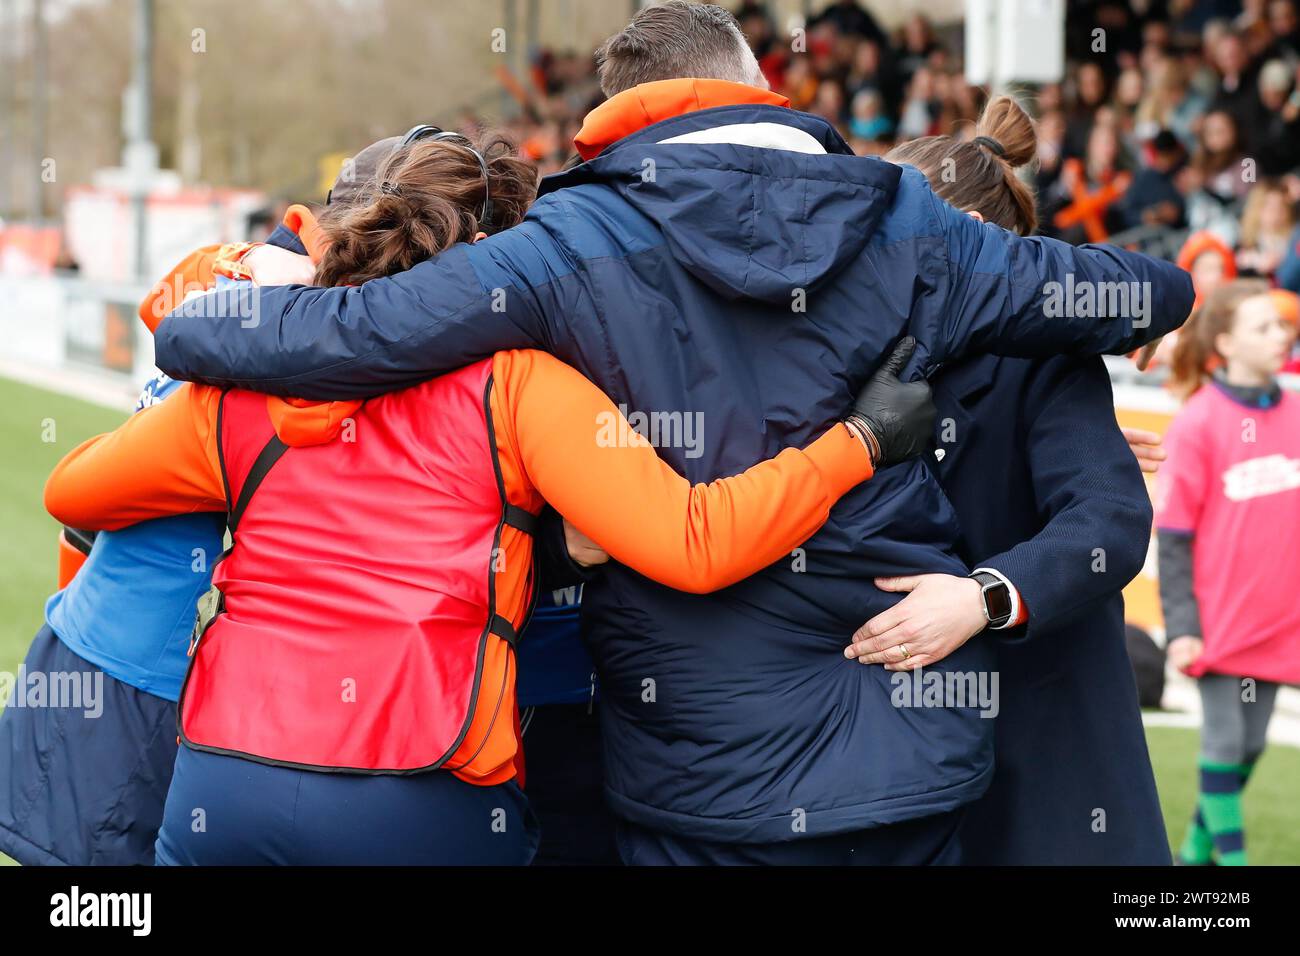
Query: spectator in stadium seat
807,0,886,45
1179,229,1239,308
1236,179,1297,278
1254,58,1300,176
1208,29,1266,146
1135,56,1208,152
845,37,901,121
1267,0,1300,63
1185,109,1252,243
1120,129,1188,231
1065,61,1112,160
1052,118,1132,243
896,14,941,87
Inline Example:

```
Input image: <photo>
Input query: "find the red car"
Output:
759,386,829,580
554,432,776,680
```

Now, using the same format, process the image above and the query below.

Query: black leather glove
845,336,936,469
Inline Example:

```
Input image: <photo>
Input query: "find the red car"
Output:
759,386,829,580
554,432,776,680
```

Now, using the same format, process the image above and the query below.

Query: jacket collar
573,78,791,160
281,204,331,263
1210,371,1283,409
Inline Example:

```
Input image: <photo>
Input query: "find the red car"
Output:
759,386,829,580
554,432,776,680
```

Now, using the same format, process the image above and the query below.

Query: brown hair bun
974,95,1037,169
885,94,1039,236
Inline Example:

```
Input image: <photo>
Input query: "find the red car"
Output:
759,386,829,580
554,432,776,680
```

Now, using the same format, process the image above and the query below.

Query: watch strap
970,570,1013,628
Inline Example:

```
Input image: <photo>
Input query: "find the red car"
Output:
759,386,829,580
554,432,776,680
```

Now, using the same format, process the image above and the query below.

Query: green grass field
0,376,1296,866
1146,725,1300,865
0,377,126,678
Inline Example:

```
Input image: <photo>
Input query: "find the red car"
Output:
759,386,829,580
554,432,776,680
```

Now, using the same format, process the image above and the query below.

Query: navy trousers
615,808,966,865
155,746,539,865
0,624,177,866
523,703,621,865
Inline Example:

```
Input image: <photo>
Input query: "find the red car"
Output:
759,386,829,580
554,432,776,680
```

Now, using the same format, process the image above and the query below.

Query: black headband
398,123,495,232
973,135,1006,157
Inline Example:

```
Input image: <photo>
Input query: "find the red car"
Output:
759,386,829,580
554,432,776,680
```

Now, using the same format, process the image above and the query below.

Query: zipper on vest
587,671,596,715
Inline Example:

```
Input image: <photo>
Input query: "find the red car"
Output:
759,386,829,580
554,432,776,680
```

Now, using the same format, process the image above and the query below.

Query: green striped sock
1239,756,1259,788
1179,807,1213,865
1199,759,1248,866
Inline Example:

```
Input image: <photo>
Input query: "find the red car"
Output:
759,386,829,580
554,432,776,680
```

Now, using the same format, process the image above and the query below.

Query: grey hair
595,1,759,97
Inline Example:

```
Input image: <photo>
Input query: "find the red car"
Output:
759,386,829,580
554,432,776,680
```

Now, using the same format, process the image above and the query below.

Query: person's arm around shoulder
137,244,223,334
490,340,933,593
44,383,225,531
155,202,574,400
924,186,1194,364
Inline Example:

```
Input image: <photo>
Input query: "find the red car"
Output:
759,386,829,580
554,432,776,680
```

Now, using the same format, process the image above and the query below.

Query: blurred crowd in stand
469,0,1300,320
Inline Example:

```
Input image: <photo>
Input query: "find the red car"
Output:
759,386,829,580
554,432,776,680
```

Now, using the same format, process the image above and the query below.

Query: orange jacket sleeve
490,349,873,593
44,383,226,531
138,245,222,333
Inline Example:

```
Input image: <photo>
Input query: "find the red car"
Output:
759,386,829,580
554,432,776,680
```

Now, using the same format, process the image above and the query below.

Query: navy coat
930,353,1170,864
156,103,1192,843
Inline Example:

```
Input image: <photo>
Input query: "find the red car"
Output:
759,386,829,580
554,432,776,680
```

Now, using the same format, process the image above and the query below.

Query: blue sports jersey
45,373,224,701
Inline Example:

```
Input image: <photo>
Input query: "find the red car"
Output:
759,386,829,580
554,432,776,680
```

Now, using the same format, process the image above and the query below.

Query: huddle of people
1,1,1230,866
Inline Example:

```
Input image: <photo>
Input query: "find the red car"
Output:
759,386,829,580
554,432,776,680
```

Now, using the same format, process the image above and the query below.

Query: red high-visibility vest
179,359,536,774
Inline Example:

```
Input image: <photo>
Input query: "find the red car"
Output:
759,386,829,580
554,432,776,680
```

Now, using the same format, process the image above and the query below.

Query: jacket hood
544,81,902,303
266,395,363,447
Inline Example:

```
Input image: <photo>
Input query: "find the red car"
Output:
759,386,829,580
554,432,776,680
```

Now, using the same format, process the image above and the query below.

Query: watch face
983,581,1013,623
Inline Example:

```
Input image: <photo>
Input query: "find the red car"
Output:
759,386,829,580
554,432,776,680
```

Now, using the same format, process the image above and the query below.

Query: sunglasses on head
396,124,495,232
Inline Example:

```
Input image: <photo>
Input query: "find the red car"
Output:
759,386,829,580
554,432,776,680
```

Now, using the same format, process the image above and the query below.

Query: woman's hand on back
843,573,988,669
